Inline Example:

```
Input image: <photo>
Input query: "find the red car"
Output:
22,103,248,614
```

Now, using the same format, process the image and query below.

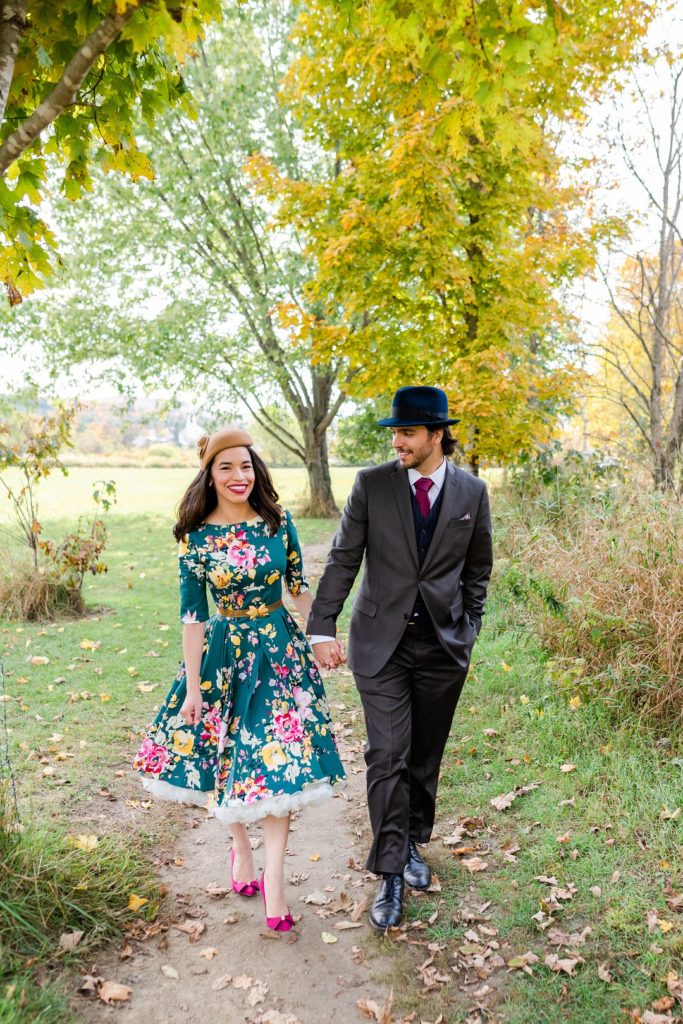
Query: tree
594,58,683,491
249,0,652,471
0,0,220,303
3,2,346,515
333,398,392,466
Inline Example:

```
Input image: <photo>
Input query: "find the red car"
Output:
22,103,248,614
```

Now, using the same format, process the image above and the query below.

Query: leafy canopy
0,0,221,303
249,0,652,465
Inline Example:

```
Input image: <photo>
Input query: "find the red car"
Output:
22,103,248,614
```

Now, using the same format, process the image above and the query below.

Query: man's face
391,426,441,469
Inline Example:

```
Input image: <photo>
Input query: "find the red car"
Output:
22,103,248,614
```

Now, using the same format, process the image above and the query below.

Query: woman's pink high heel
230,848,260,897
260,872,294,932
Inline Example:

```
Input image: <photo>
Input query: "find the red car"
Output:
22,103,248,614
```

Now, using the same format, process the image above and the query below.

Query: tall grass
0,786,157,1023
495,468,683,722
0,554,85,621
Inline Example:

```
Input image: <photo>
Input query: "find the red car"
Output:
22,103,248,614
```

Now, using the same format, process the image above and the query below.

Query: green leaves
0,0,222,304
253,0,653,466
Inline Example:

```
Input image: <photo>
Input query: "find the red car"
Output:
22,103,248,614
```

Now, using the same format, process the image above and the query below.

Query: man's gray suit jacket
307,459,493,678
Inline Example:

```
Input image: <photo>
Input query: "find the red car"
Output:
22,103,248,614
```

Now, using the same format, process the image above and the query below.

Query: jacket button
403,613,410,620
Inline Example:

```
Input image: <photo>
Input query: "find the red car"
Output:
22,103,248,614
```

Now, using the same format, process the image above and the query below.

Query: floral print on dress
134,509,345,823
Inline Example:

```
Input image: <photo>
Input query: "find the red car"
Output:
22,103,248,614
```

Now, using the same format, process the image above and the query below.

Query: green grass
3,480,682,1022
0,510,341,1024
0,513,337,807
0,785,158,1024
0,465,359,523
382,588,683,1023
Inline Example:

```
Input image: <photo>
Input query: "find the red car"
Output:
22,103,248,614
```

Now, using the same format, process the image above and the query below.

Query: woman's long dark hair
173,447,282,541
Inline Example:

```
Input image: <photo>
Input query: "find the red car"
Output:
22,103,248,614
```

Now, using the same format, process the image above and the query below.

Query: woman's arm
289,589,313,622
180,621,206,725
290,590,345,665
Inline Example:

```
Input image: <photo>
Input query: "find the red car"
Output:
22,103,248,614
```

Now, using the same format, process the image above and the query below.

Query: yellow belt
214,599,284,620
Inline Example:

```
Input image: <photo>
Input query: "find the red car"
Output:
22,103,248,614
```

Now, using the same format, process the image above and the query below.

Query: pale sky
2,13,679,404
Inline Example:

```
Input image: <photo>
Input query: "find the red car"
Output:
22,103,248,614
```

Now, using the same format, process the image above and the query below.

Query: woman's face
210,446,256,503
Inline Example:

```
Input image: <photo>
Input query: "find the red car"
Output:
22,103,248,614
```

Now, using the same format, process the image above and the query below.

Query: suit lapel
421,462,461,573
391,464,419,568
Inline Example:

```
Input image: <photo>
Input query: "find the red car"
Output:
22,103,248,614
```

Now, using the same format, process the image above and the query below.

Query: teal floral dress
134,510,345,823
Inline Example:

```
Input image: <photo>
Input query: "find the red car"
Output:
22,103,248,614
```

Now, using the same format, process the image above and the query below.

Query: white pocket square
459,513,471,521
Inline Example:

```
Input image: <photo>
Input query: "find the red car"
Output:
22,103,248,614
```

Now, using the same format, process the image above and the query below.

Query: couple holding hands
134,386,493,932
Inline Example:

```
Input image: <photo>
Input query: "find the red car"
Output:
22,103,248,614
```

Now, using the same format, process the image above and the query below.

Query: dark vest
408,483,444,636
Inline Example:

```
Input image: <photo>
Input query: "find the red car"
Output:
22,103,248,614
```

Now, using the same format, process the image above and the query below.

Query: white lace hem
213,779,333,824
140,776,334,823
141,777,212,807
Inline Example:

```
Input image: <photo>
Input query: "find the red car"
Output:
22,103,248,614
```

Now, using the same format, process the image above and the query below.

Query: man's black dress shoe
369,873,404,930
403,840,431,890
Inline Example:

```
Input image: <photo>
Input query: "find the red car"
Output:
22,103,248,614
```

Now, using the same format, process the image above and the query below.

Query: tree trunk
300,429,338,518
469,425,481,476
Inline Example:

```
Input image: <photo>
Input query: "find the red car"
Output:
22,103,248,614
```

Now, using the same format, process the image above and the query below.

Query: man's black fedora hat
377,386,460,428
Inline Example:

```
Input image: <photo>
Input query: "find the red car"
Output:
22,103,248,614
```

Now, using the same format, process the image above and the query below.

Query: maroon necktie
414,477,433,518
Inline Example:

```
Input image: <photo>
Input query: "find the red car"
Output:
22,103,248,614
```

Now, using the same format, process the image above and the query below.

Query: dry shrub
0,555,84,621
500,491,683,721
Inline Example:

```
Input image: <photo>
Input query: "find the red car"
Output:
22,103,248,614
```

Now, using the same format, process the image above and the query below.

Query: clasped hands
312,639,346,670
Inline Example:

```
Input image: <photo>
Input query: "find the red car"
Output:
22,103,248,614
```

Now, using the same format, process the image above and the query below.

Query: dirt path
73,532,398,1024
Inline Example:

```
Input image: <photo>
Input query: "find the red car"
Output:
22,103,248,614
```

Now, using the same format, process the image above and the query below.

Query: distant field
0,465,360,523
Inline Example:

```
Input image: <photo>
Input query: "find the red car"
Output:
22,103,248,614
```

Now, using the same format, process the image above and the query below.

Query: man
309,386,493,929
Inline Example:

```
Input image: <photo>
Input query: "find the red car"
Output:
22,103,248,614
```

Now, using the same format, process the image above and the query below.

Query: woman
134,426,345,931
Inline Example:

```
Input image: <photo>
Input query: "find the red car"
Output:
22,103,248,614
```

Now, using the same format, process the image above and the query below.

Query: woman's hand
180,687,204,726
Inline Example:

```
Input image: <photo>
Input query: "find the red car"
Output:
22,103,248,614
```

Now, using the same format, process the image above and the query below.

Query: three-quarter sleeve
178,534,209,623
283,510,309,596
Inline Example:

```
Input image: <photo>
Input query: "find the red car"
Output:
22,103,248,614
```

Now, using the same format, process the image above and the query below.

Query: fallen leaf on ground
254,1012,303,1024
335,921,363,930
665,890,683,912
350,895,369,921
98,981,132,1005
77,972,103,997
232,975,253,989
641,1013,677,1024
651,997,675,1012
173,919,205,942
247,979,269,1007
590,886,602,897
597,963,613,983
507,951,539,975
302,890,329,906
544,953,584,975
199,947,219,959
29,656,49,665
490,781,540,812
461,856,488,873
560,763,576,773
547,926,592,947
212,974,232,991
490,792,516,812
128,894,148,912
161,965,179,980
309,853,321,862
322,931,338,943
660,806,680,821
59,930,84,951
72,834,98,851
357,988,394,1023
